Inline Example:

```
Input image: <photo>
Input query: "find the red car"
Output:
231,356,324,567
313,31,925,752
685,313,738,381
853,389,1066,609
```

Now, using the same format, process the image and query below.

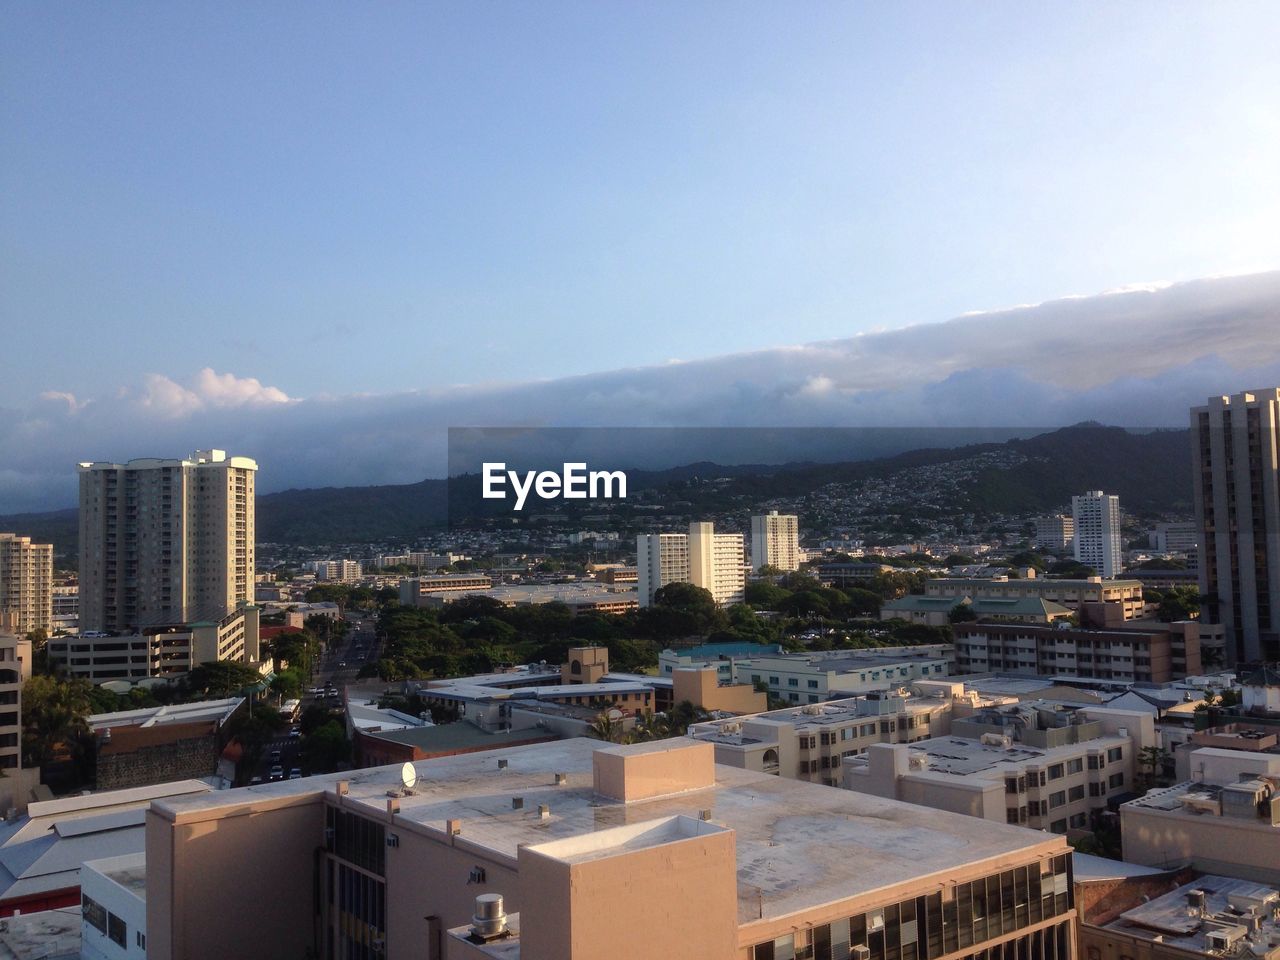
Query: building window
1069,786,1085,802
1067,758,1083,774
808,680,819,689
788,678,799,687
1048,764,1064,780
108,913,127,947
1109,773,1125,789
1049,791,1066,809
82,895,107,934
1107,747,1123,762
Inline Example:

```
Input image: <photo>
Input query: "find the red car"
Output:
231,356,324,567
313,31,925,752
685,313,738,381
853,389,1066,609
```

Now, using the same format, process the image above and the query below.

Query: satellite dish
401,762,418,791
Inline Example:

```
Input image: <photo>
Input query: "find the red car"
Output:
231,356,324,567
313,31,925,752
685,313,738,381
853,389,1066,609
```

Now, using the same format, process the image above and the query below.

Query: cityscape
3,5,1280,960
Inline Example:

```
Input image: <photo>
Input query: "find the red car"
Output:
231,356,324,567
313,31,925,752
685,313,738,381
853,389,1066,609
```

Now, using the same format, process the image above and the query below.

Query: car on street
289,768,303,780
269,765,284,781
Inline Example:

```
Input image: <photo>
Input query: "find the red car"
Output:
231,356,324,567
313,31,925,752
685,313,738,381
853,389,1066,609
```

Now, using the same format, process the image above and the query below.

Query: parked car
288,768,303,780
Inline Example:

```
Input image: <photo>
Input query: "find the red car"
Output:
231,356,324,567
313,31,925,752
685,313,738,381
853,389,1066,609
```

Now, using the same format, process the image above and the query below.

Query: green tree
186,660,263,698
307,720,351,773
948,603,978,624
1156,587,1200,623
22,675,93,767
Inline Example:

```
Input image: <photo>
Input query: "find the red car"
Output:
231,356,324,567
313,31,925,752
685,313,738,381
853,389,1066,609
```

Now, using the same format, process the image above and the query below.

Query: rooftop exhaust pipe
470,893,508,941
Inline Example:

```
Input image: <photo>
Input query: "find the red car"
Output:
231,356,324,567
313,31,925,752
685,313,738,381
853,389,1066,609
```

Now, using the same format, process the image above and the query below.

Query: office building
143,737,1077,960
78,449,256,634
1073,491,1123,579
881,595,1073,626
399,575,494,606
1033,516,1075,554
1192,388,1280,664
51,582,78,635
0,533,53,636
637,522,744,607
750,510,800,572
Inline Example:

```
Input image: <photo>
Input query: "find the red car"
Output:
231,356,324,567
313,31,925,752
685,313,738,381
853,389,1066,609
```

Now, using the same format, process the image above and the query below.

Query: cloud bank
4,271,1280,513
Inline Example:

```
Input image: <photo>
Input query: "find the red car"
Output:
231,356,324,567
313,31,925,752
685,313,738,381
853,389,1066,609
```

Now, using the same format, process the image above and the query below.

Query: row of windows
83,893,142,949
752,857,1073,960
326,807,386,877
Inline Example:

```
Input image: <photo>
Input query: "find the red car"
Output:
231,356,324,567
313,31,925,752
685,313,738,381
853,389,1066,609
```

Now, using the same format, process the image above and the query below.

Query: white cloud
3,270,1280,512
137,369,292,419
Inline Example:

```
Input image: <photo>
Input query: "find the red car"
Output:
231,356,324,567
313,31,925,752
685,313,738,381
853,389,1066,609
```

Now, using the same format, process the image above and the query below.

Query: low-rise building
399,575,495,606
142,737,1078,960
45,606,261,682
925,576,1145,619
87,698,245,791
1121,761,1280,883
1079,873,1280,960
723,646,955,704
843,703,1149,833
882,595,1073,626
690,682,959,786
953,620,1203,683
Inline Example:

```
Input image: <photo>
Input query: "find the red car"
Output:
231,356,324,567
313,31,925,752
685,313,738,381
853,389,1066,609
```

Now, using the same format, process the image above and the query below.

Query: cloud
3,271,1280,512
136,369,292,419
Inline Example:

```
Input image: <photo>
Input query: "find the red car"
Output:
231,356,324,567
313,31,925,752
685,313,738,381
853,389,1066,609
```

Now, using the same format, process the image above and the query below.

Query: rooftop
87,697,244,732
152,738,1063,924
1104,876,1280,956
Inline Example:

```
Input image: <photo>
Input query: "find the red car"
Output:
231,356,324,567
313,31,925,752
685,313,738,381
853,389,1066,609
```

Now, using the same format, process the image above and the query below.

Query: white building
78,449,256,634
750,511,800,572
1150,521,1198,554
637,523,744,607
307,559,364,582
1073,490,1123,578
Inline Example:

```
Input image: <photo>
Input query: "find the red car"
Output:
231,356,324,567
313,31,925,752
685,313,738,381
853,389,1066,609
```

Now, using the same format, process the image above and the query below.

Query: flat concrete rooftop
152,738,1063,924
906,734,1129,779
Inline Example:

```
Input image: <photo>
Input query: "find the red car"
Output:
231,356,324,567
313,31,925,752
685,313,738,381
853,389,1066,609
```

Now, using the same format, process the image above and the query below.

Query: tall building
637,522,744,607
1072,491,1122,579
750,510,800,571
1192,388,1280,664
1150,521,1198,554
78,449,256,634
0,533,53,635
1032,515,1074,553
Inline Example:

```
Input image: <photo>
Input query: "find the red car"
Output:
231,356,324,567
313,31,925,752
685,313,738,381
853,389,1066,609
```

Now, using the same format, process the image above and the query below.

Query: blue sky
4,2,1278,408
3,4,1280,511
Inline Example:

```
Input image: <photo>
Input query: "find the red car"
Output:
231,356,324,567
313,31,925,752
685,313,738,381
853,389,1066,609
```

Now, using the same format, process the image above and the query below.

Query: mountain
0,424,1194,555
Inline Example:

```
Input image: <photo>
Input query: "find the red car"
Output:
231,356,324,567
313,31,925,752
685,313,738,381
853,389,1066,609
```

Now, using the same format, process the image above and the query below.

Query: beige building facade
750,510,800,572
924,577,1145,620
78,449,256,634
638,522,745,607
0,533,53,636
145,737,1078,960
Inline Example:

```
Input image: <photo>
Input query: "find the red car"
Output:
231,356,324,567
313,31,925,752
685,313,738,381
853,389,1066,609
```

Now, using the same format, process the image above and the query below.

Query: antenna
401,762,418,791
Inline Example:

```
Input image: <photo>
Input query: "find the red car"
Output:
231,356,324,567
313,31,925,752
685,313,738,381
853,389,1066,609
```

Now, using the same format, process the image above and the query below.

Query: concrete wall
1120,804,1280,883
145,795,325,960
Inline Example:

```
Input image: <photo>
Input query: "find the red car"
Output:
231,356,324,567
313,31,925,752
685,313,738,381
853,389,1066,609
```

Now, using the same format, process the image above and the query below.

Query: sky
2,4,1280,511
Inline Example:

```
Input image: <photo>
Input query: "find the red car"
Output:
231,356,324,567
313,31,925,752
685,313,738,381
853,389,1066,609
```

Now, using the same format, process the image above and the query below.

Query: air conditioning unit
852,946,871,960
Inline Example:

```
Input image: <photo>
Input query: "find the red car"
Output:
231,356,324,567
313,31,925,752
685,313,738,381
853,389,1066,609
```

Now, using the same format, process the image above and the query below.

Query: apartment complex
1191,388,1280,663
143,737,1077,960
309,559,364,582
1033,516,1075,554
844,703,1148,834
689,683,960,786
637,522,745,607
78,449,256,634
952,621,1203,683
923,576,1145,619
750,510,800,571
0,533,53,636
1072,491,1123,579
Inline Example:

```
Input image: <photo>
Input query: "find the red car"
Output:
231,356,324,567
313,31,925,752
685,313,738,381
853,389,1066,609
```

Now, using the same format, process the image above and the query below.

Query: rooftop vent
498,759,509,769
512,797,524,810
554,773,567,786
470,893,508,941
538,804,550,821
